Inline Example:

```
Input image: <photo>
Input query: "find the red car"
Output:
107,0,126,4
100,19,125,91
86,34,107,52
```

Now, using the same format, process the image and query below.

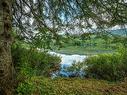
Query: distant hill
109,28,127,36
59,28,127,37
86,28,127,36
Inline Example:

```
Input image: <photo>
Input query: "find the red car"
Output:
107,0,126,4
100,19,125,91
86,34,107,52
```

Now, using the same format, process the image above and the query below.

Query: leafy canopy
12,0,127,48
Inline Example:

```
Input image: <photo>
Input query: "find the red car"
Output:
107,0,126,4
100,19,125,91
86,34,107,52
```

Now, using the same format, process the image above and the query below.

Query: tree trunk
0,0,14,95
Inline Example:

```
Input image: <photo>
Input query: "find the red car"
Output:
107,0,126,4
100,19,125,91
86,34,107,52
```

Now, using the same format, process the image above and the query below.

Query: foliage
1,0,127,94
16,77,127,95
63,45,127,81
11,41,61,78
64,61,86,77
54,34,118,55
84,50,127,81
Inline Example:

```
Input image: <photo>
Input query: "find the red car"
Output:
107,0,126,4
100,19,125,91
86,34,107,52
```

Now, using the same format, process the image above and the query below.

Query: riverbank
17,77,127,95
53,46,114,55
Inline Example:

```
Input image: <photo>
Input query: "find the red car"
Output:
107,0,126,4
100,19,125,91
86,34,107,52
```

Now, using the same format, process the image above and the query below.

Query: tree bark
0,0,14,95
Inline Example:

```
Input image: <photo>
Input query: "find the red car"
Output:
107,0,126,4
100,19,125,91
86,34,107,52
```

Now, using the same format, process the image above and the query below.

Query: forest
0,0,127,95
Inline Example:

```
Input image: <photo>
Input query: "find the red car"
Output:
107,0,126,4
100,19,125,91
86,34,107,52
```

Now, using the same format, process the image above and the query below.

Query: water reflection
49,52,87,78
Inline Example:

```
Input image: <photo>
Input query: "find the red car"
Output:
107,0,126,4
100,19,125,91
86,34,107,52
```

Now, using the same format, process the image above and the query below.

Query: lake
49,52,87,78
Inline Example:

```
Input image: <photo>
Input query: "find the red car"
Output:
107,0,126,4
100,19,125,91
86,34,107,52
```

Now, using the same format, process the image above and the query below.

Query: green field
53,35,120,55
54,46,114,55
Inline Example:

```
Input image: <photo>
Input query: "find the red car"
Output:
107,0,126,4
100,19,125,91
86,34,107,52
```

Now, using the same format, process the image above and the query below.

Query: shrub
16,77,56,95
84,51,127,81
11,42,61,77
12,41,61,94
61,46,127,81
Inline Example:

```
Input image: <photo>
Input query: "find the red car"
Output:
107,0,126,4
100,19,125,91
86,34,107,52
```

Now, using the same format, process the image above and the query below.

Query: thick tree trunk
0,0,14,95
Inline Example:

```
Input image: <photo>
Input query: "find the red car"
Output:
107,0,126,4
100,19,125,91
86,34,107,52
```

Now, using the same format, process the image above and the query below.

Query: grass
52,36,118,55
54,45,114,55
17,77,127,95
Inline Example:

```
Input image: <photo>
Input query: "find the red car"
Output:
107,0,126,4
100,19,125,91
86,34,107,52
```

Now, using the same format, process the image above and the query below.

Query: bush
16,77,36,95
84,51,127,81
11,42,61,77
58,46,127,81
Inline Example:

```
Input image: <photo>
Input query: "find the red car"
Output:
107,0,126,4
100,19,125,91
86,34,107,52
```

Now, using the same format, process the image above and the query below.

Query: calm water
49,52,87,78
